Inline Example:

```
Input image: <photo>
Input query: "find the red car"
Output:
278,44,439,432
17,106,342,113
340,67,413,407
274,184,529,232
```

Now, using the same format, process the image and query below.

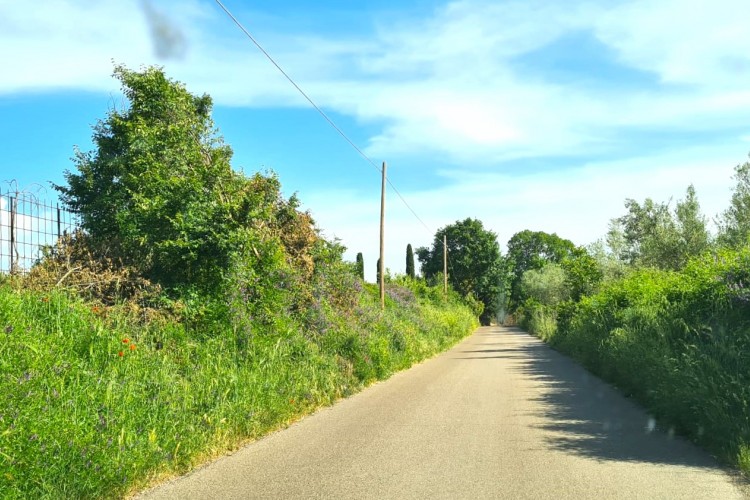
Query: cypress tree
406,244,415,278
355,252,364,280
376,258,381,284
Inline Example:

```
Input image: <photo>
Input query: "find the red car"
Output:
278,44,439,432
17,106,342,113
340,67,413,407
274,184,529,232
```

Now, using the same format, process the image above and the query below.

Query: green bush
545,248,750,474
0,275,477,498
0,65,482,498
56,66,318,293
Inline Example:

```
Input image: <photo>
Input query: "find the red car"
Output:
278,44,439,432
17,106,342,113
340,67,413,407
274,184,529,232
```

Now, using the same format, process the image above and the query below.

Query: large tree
56,65,316,290
615,185,709,270
505,230,576,308
718,158,750,248
417,218,503,324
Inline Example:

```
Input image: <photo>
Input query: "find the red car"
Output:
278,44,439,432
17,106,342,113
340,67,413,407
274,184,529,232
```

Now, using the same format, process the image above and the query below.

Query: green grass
518,249,750,476
0,280,477,498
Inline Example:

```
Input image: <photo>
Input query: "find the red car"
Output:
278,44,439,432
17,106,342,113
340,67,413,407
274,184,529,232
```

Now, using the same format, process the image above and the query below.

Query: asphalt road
140,326,747,499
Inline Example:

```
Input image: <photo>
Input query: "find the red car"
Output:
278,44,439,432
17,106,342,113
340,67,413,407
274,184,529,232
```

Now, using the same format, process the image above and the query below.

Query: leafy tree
56,65,317,290
405,244,415,279
506,230,576,307
560,248,603,302
520,263,569,307
676,185,710,259
618,198,678,268
417,218,504,325
355,252,364,280
616,185,709,270
718,158,750,248
588,238,628,283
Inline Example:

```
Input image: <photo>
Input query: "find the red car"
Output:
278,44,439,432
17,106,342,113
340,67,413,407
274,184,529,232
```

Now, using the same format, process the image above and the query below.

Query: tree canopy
719,159,750,248
56,65,317,291
613,185,709,270
505,230,576,307
417,218,503,324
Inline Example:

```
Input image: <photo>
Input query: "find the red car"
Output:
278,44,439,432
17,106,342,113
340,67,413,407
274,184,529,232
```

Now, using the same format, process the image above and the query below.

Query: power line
213,0,379,176
213,0,434,235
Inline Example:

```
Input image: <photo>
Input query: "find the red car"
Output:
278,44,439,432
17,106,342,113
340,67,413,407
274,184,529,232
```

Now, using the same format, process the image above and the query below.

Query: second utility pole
379,161,387,310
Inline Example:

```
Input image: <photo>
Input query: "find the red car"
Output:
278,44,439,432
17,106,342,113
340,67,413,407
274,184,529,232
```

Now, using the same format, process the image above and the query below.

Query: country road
140,326,747,499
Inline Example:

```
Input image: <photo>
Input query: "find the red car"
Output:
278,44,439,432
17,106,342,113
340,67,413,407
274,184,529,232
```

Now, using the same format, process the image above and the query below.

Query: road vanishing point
140,326,747,499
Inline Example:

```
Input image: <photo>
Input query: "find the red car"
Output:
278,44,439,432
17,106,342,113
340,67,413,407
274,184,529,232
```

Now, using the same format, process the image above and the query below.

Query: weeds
0,276,476,499
519,248,750,476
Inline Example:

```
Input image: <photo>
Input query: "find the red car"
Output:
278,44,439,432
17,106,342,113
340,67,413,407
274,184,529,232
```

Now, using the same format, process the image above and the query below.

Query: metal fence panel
0,191,79,274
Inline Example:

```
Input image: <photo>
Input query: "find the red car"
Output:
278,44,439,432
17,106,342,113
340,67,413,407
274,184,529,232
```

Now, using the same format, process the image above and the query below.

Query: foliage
560,247,604,301
355,252,364,281
614,185,710,270
505,230,576,308
718,158,750,248
405,244,415,279
588,238,628,284
502,160,750,476
519,263,569,307
417,218,504,325
519,249,750,475
0,65,482,498
0,257,477,499
24,231,162,311
55,65,317,292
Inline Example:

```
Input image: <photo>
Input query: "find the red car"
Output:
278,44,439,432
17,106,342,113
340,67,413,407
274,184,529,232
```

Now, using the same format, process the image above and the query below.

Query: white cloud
3,0,749,163
306,144,742,281
2,0,750,278
595,0,750,88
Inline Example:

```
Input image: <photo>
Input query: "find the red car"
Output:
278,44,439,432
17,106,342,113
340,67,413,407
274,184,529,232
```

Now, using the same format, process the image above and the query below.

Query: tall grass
0,277,477,499
519,248,750,475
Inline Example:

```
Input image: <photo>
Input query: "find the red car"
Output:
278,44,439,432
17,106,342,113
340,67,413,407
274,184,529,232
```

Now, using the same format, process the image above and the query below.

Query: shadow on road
460,327,730,471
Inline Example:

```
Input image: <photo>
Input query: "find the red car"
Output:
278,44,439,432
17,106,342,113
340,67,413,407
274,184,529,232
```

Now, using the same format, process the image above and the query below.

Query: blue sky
1,0,750,279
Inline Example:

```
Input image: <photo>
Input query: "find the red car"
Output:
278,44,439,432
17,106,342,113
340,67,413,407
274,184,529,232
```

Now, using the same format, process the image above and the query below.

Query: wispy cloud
308,143,741,280
2,0,748,161
2,0,749,275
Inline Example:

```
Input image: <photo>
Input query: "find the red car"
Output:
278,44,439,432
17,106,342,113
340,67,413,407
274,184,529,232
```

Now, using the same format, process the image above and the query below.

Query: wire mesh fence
0,191,79,274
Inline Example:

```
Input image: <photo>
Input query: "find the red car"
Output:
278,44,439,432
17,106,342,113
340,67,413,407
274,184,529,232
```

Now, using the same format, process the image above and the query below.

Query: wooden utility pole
379,162,387,310
443,235,448,295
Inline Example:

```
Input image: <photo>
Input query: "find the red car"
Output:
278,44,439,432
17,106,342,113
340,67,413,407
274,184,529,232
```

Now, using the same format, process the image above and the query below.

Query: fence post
57,203,61,240
9,196,16,273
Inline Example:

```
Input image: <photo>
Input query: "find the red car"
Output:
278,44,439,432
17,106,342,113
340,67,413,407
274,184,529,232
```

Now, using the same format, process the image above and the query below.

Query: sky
1,0,750,280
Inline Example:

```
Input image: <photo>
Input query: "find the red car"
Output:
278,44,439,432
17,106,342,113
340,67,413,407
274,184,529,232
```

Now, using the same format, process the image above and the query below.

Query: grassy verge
0,278,477,499
518,248,750,475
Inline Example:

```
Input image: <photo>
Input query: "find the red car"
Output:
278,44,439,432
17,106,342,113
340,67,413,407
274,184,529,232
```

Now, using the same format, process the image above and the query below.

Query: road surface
140,326,747,499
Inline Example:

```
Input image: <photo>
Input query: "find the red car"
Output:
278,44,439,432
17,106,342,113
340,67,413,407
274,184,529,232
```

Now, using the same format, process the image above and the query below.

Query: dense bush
519,263,569,308
56,66,318,293
520,248,750,474
0,65,481,498
0,274,477,498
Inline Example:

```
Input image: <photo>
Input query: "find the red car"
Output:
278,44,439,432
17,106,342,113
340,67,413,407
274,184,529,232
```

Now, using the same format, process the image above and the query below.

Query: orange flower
122,338,130,344
129,344,136,351
118,351,124,357
41,297,49,303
